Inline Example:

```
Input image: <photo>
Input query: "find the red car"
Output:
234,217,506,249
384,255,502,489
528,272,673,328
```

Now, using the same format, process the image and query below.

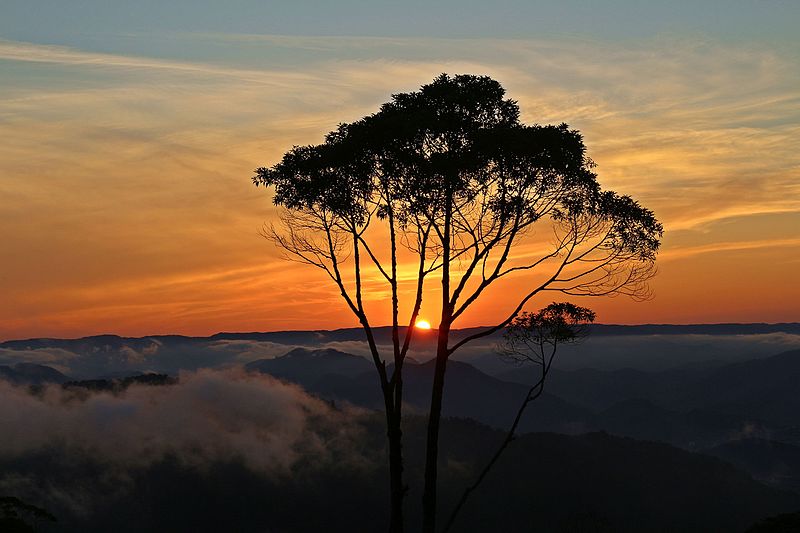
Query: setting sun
415,319,432,330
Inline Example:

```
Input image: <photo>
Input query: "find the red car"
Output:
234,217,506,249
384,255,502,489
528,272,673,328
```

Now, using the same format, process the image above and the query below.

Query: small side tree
443,302,596,532
254,74,662,532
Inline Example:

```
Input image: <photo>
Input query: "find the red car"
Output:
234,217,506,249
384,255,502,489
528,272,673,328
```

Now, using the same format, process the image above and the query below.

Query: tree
0,497,56,533
254,73,663,532
443,302,596,532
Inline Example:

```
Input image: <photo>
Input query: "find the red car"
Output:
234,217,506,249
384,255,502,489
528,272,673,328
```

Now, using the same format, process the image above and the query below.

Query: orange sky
1,34,799,339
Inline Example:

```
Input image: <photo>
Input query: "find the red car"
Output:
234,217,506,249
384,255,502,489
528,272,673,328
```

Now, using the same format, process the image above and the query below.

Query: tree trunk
384,206,405,533
423,194,452,533
422,320,451,532
378,389,404,533
387,403,405,533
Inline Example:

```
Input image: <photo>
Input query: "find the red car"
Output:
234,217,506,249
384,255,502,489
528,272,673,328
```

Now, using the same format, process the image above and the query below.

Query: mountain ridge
4,321,800,345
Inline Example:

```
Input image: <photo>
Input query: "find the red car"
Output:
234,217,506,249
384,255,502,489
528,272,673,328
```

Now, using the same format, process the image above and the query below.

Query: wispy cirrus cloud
658,237,800,262
0,38,319,84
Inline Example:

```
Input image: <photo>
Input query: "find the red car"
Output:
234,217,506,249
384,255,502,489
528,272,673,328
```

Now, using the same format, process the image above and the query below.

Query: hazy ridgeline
3,323,800,378
1,326,800,531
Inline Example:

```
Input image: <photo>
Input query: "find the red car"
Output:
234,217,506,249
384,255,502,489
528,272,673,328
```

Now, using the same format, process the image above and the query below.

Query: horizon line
3,321,799,344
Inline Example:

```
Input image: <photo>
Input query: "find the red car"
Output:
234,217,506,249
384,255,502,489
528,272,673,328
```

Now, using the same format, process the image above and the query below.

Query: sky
1,1,799,339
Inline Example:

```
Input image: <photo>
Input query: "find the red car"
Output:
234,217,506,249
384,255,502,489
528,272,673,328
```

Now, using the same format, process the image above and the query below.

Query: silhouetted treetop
255,73,661,273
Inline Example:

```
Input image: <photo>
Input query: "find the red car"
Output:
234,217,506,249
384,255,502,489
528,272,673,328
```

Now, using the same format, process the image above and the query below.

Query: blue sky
3,1,800,44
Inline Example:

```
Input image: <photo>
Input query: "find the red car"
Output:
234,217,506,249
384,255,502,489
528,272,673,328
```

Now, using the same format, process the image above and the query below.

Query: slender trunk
363,315,404,533
391,341,405,529
360,337,405,528
390,354,404,533
389,372,404,533
387,401,404,533
422,318,451,532
386,203,406,532
423,196,452,533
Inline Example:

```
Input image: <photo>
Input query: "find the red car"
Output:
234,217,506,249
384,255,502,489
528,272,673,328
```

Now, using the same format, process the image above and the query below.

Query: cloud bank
0,369,366,474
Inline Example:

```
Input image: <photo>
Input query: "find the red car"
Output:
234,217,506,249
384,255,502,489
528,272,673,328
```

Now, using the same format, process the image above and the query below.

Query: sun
415,319,432,330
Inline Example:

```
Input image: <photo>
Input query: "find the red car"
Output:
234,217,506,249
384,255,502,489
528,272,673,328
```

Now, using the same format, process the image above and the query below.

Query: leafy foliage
256,74,661,272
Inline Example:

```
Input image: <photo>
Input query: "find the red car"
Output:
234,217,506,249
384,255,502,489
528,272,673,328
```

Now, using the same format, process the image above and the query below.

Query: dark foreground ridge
1,415,797,533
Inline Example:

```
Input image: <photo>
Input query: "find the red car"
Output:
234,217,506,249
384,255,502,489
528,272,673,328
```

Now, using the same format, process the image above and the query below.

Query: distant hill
246,346,800,450
0,334,194,353
0,363,68,385
62,373,177,393
432,426,800,533
5,322,799,347
247,355,589,433
245,347,373,387
4,323,799,377
244,347,592,433
592,398,757,449
586,323,800,336
705,438,800,494
501,348,800,445
671,349,800,426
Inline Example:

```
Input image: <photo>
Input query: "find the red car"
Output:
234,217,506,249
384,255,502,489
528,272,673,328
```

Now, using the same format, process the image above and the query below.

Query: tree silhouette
745,511,800,533
0,497,56,533
443,302,595,532
254,73,662,532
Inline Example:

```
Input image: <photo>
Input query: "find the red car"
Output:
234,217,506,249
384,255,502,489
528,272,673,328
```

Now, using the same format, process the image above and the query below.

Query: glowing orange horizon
1,37,798,341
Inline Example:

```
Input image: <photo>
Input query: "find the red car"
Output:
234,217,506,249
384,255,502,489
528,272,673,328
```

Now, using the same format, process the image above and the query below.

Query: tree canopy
255,74,661,318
